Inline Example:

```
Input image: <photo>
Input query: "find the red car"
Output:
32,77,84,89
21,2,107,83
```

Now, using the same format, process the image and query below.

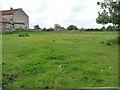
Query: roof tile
2,8,21,15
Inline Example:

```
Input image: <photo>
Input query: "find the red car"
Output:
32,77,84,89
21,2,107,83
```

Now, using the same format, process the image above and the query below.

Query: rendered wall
14,9,29,29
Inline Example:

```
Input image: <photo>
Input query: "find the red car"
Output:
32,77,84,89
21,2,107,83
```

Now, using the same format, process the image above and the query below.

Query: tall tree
34,25,41,30
67,25,78,30
96,0,120,28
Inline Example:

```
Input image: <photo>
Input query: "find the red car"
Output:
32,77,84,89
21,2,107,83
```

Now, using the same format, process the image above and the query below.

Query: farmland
2,31,118,88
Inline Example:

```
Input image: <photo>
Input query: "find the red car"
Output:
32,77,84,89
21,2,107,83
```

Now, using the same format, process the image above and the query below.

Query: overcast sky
0,0,104,29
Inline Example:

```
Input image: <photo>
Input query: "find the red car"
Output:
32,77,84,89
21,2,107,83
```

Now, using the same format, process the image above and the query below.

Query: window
10,19,12,21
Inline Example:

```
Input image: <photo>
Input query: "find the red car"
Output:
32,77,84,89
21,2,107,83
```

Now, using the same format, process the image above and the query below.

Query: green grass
2,31,118,88
0,34,2,88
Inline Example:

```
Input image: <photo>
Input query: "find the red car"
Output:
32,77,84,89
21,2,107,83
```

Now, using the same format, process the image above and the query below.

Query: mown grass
2,31,118,88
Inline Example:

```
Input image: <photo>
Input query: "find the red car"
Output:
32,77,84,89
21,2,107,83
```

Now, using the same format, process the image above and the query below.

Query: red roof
2,8,21,15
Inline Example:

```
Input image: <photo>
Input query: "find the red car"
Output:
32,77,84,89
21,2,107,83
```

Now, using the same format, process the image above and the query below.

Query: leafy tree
34,25,41,30
46,27,54,31
100,26,106,31
106,25,118,31
106,25,113,31
67,25,78,30
42,27,47,31
96,0,120,28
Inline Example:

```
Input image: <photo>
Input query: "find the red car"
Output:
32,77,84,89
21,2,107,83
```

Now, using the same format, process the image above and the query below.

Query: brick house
0,7,29,32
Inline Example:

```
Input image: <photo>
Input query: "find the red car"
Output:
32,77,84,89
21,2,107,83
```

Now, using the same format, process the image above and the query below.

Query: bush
118,34,120,44
18,33,29,37
2,31,14,34
101,35,120,45
15,28,29,32
46,28,54,32
106,42,113,45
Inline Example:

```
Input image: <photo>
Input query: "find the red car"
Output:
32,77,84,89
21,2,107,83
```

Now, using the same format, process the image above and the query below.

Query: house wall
2,23,13,32
0,11,2,32
54,24,66,31
14,9,29,29
2,14,14,24
2,14,14,31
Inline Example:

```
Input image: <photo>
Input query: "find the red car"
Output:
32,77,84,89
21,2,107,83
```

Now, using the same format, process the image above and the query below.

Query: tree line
33,0,119,32
33,24,119,31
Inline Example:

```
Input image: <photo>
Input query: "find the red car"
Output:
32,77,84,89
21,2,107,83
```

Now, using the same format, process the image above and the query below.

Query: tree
100,26,106,31
106,25,113,31
67,25,78,30
96,0,120,28
46,27,54,31
34,25,41,30
42,27,47,31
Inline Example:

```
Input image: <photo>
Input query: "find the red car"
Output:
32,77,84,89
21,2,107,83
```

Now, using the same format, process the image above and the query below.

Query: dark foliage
18,33,29,37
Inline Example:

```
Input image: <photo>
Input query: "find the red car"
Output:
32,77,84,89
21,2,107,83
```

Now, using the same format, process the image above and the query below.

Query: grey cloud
25,0,48,13
70,5,85,13
0,0,102,28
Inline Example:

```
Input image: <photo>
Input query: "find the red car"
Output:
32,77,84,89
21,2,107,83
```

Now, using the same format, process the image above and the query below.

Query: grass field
2,31,118,88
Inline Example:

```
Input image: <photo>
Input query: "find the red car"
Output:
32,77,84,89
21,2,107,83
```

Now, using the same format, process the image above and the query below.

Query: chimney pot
10,7,13,10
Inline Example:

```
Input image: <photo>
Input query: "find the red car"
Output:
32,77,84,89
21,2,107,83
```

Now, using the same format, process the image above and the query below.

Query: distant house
54,24,66,31
0,7,29,32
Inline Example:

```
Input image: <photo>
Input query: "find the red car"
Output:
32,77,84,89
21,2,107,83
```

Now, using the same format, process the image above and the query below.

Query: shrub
2,31,13,34
106,42,113,45
18,33,29,37
101,35,120,45
15,28,29,32
46,28,54,31
118,34,120,44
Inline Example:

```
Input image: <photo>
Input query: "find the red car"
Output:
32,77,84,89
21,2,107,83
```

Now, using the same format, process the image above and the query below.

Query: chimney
10,7,13,10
